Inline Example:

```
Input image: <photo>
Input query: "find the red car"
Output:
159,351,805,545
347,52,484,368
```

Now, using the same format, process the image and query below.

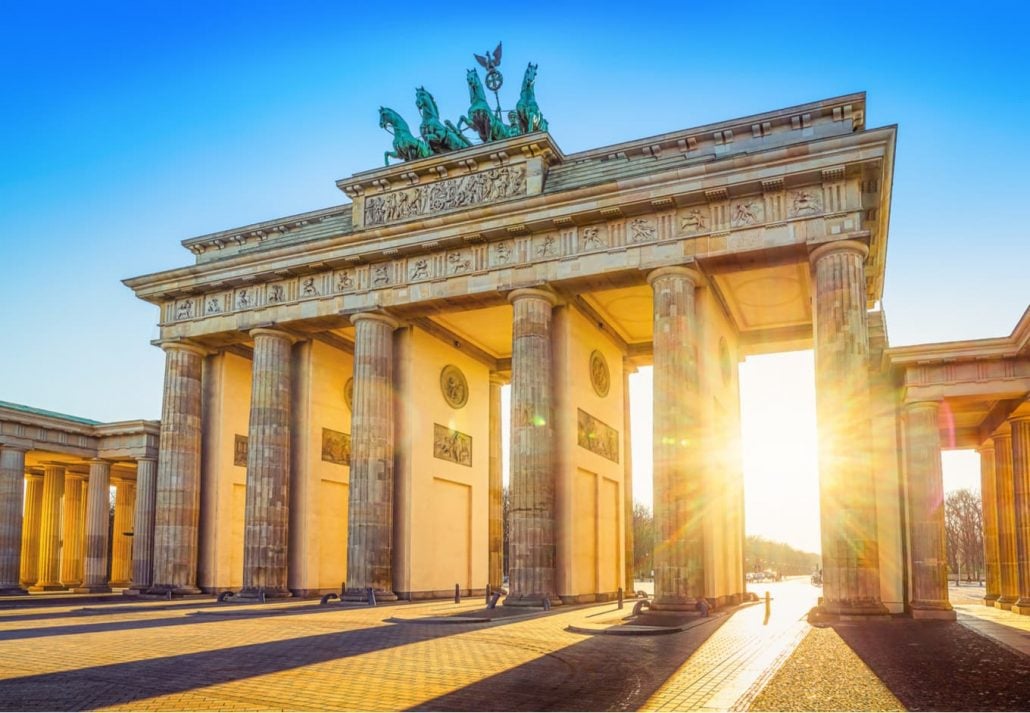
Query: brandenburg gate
2,59,1027,619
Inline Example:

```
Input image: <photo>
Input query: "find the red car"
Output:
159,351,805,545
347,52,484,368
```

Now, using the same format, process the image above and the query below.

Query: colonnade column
0,446,28,595
131,457,158,590
76,458,111,592
241,328,295,598
979,440,1001,605
344,312,401,601
903,401,954,618
648,267,704,610
110,479,135,587
32,463,66,591
994,432,1017,609
150,341,205,594
810,240,886,616
59,471,86,588
488,373,505,591
20,471,43,588
1011,417,1030,615
622,361,636,595
505,288,559,607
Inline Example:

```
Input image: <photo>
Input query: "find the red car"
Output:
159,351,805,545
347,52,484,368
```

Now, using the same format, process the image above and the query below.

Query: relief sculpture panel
321,428,351,466
433,423,472,467
577,409,619,463
364,165,527,227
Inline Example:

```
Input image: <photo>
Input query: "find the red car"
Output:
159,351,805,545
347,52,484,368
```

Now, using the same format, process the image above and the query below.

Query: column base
650,595,699,612
995,596,1016,610
810,599,891,622
342,588,398,603
108,580,131,588
29,583,67,592
910,601,956,621
1011,598,1030,615
238,587,293,600
983,592,1000,607
73,584,112,593
502,592,561,607
60,581,83,589
0,586,28,596
147,585,202,596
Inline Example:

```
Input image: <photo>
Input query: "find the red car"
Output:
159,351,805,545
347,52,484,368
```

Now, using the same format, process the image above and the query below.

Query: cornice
884,306,1030,368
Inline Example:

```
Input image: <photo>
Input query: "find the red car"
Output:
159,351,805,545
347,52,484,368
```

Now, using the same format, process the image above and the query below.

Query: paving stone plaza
1,55,1029,710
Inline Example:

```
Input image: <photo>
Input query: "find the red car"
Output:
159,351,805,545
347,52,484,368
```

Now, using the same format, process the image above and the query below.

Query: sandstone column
131,457,158,590
810,240,885,616
76,458,112,593
59,471,86,588
504,289,559,607
995,432,1017,609
344,312,400,601
979,441,1001,606
623,362,636,595
0,446,28,595
109,479,135,587
32,463,66,591
648,267,704,610
488,373,505,591
151,342,205,594
20,471,43,588
241,328,295,598
1011,417,1030,615
903,401,954,618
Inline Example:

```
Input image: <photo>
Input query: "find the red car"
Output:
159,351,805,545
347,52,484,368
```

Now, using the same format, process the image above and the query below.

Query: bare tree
633,501,653,579
945,488,984,583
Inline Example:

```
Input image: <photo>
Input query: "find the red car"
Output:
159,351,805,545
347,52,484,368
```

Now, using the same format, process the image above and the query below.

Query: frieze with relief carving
433,423,472,466
577,409,619,463
364,165,527,227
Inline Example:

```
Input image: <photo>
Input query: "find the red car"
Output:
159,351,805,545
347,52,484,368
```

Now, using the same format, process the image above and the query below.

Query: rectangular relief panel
433,423,472,467
321,428,351,466
577,409,619,463
233,435,248,467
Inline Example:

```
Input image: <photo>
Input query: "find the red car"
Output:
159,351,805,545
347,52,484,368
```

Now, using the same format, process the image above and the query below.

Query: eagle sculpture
474,42,502,71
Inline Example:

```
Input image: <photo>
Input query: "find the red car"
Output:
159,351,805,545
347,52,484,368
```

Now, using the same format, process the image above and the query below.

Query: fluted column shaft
131,457,158,590
33,464,65,590
649,267,704,610
979,442,1001,604
20,472,43,588
0,447,28,594
77,458,111,592
110,480,135,586
811,241,885,615
242,329,295,597
1011,418,1030,615
995,433,1017,608
488,374,504,590
151,342,205,594
345,313,400,601
623,364,636,594
904,401,953,617
59,473,85,587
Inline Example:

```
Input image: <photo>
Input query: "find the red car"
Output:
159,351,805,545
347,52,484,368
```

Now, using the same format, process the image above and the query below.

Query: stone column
488,373,505,591
344,312,400,601
504,289,559,607
241,328,295,598
32,463,66,591
995,433,1017,608
903,401,954,618
109,479,135,587
59,471,86,588
979,441,1001,605
131,457,158,590
19,470,43,588
648,267,704,610
1011,417,1030,615
622,362,636,595
810,240,885,616
151,341,205,594
76,458,112,593
0,446,28,595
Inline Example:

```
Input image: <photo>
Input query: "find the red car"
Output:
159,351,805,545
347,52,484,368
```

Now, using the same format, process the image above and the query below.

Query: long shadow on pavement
830,619,1030,712
0,613,536,711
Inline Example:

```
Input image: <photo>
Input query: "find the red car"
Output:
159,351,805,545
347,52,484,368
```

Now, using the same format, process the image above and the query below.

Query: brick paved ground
1,579,1028,711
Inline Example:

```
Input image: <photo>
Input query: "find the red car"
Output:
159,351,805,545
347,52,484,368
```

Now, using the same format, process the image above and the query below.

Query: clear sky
2,2,1027,554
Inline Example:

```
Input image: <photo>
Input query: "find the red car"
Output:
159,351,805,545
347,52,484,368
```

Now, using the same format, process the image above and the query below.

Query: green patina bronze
378,47,548,165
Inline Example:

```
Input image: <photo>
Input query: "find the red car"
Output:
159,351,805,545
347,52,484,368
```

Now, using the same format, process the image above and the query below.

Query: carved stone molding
577,409,619,463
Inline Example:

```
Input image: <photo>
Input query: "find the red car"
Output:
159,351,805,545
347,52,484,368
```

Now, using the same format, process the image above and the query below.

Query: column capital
249,327,298,343
1008,415,1030,426
488,372,508,386
808,239,869,265
0,443,29,454
136,456,158,465
152,339,209,358
646,265,702,287
905,399,942,412
507,287,559,307
978,439,995,454
24,469,44,479
349,311,401,330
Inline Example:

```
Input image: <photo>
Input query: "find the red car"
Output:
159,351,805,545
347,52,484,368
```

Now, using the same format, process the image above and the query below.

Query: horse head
415,86,438,118
466,68,484,98
523,62,538,88
379,106,406,133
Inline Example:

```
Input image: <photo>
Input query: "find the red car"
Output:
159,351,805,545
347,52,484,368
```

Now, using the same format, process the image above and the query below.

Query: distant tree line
744,535,819,576
945,488,983,582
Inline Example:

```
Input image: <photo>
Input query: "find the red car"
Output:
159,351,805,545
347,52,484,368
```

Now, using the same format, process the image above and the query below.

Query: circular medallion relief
344,377,354,412
440,364,469,409
589,350,610,397
719,337,732,385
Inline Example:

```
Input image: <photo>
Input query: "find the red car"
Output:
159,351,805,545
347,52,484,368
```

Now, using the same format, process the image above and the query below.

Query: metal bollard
486,584,490,606
455,584,461,604
320,592,339,605
367,587,377,607
258,590,266,603
542,598,551,611
488,591,501,609
697,598,710,617
765,591,771,618
617,587,624,609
